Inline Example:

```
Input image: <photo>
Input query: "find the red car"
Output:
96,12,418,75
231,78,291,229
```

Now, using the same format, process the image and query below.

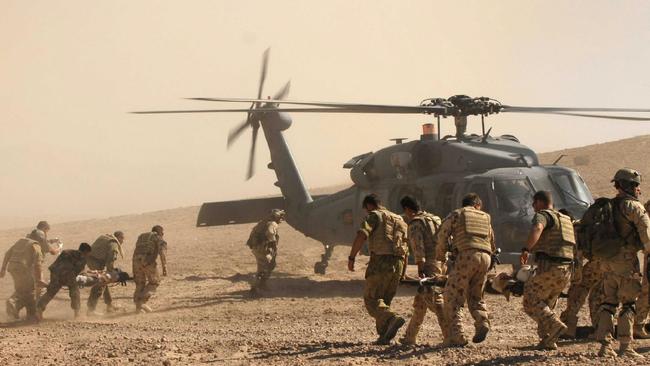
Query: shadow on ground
179,272,367,299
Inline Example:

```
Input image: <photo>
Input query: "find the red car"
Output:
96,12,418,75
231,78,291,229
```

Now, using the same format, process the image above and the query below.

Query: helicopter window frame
548,172,592,207
492,177,536,216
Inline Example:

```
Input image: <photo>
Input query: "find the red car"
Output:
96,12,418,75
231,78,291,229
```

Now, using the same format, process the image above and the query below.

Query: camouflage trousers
132,254,160,307
402,286,446,343
364,255,404,336
635,255,650,327
560,259,604,331
443,249,491,344
86,260,112,311
6,265,37,319
522,260,571,341
595,261,642,346
251,245,277,289
37,272,80,313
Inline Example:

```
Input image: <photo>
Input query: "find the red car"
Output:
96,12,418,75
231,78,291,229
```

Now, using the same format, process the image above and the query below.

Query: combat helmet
612,168,642,184
27,229,48,253
270,209,286,220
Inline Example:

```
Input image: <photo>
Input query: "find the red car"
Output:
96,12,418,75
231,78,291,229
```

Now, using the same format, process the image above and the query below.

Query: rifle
489,248,502,271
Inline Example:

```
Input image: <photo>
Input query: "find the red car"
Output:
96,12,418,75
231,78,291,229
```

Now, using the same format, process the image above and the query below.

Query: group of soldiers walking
342,168,650,358
0,222,168,322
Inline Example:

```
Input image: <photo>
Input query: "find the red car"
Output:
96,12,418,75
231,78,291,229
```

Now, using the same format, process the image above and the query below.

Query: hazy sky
2,1,650,222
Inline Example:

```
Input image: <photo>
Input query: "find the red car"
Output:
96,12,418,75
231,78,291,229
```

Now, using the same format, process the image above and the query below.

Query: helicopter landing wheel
314,243,334,275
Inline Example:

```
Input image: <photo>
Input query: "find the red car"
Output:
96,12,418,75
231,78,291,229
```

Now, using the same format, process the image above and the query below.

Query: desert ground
1,136,650,365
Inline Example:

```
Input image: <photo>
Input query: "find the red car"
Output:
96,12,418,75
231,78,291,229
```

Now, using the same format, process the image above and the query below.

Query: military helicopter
135,49,650,273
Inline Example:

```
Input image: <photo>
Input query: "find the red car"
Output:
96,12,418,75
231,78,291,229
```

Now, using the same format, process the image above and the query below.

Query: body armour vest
368,209,408,256
451,207,492,253
411,212,442,262
8,238,40,268
90,234,120,262
134,232,160,256
534,209,576,260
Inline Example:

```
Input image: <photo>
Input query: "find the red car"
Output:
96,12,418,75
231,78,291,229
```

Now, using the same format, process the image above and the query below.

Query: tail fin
260,111,312,227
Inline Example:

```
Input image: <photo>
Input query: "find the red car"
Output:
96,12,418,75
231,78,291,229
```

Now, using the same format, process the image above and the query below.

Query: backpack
577,197,623,259
380,210,409,257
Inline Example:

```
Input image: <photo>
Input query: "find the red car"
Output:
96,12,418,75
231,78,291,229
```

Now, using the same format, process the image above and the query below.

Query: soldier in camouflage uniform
5,221,61,318
247,209,284,295
37,243,92,319
560,258,605,338
593,169,650,358
86,231,125,315
397,195,446,345
436,193,495,347
633,199,650,339
348,194,408,345
0,232,46,322
133,225,168,313
522,191,576,350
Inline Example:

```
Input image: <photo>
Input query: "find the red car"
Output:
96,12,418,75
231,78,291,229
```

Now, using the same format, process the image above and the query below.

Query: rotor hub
420,95,503,117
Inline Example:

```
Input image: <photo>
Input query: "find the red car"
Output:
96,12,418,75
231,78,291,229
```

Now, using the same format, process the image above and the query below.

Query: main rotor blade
257,48,270,101
227,118,251,148
133,105,446,114
502,106,650,113
273,81,291,101
187,97,445,110
246,125,259,180
553,112,650,121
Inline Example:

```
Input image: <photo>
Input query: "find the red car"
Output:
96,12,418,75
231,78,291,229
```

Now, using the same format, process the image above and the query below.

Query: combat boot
472,323,490,344
6,300,19,320
377,316,405,345
74,309,80,319
634,324,650,339
560,316,578,339
598,343,617,358
540,320,566,350
442,337,468,348
140,304,153,313
618,343,644,359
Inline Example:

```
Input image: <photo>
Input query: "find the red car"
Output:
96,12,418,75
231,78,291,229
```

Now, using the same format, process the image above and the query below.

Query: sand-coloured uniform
1,237,44,319
359,207,408,337
594,195,650,349
132,231,167,309
247,219,280,289
402,211,446,344
87,234,121,311
522,209,575,345
37,249,87,315
436,206,495,345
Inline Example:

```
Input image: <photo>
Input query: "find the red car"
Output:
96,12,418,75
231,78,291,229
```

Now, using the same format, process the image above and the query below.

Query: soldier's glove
117,271,130,286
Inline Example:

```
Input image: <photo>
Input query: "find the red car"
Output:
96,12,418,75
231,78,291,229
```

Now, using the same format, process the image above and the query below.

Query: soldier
5,221,61,317
247,209,284,296
0,231,47,322
522,191,576,350
397,195,446,345
37,243,92,319
348,194,408,345
436,193,495,347
633,199,650,339
559,258,605,338
86,231,125,315
133,225,168,313
592,169,650,358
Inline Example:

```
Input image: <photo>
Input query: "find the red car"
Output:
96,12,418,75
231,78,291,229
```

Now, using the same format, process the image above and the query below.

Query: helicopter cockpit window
468,183,493,216
494,179,534,216
550,172,592,206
